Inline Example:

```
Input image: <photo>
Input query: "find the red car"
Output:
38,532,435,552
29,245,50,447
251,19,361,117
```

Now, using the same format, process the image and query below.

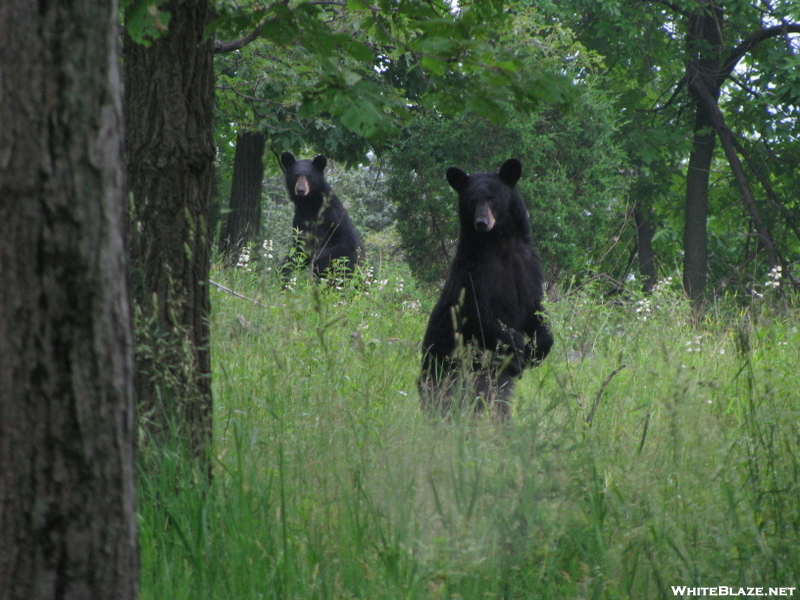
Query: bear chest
464,247,538,321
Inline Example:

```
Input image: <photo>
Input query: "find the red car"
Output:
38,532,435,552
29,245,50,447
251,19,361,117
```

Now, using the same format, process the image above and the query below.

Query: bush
384,87,630,286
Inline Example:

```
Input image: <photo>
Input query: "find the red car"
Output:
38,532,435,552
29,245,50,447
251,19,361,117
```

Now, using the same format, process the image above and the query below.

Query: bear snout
295,175,310,196
474,204,495,232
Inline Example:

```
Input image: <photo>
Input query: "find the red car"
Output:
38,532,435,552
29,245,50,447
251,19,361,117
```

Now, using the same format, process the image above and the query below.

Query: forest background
213,0,800,298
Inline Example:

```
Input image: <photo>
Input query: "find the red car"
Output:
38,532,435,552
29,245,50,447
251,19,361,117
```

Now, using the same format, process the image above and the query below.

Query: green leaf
421,56,448,76
123,0,170,46
343,71,363,87
339,39,375,63
495,60,518,72
261,17,297,46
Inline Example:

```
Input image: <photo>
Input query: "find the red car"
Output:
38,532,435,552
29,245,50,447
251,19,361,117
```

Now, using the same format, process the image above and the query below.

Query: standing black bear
419,158,553,418
279,152,365,279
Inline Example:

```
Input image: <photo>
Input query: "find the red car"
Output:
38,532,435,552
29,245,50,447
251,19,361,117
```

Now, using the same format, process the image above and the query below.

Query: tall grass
138,264,800,599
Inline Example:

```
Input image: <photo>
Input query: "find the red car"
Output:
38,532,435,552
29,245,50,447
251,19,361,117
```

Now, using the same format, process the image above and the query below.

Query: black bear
419,158,553,418
279,152,365,280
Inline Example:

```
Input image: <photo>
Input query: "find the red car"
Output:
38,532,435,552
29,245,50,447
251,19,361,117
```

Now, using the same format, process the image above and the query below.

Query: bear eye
489,197,496,203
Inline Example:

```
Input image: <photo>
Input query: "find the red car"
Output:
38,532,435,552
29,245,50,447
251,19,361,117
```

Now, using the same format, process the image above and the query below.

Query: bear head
447,159,523,236
281,152,330,200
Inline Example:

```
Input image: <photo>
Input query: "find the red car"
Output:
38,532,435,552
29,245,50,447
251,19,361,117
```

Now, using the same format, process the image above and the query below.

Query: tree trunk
682,4,724,307
123,0,215,467
682,102,716,306
220,131,267,265
691,81,781,274
633,204,657,293
0,1,138,598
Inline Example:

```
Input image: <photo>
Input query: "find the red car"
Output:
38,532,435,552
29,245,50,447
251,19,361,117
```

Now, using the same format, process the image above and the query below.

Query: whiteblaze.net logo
671,587,796,597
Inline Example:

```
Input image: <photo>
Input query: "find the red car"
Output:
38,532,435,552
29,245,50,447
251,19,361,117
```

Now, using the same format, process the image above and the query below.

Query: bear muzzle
474,204,496,232
294,175,310,196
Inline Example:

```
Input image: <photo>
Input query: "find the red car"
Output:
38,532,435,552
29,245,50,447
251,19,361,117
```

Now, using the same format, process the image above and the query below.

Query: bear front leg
312,240,358,279
418,352,461,416
493,322,531,377
524,315,553,366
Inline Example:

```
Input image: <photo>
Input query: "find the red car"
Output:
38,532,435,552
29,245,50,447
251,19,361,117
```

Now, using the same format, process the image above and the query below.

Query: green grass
138,263,800,599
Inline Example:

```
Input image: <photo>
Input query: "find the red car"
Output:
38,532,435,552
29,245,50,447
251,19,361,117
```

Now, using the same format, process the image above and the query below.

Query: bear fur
419,158,553,418
280,152,365,279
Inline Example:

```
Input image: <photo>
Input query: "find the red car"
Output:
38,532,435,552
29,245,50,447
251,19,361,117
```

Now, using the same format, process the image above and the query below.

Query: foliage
220,154,394,272
325,157,395,235
211,0,576,161
385,87,629,285
138,263,800,599
562,0,800,296
214,37,374,165
122,0,171,46
209,0,590,287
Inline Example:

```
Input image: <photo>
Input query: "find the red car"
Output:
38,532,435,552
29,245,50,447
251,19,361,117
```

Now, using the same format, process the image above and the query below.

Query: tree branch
690,78,781,273
652,75,686,112
646,0,691,19
214,22,264,54
727,135,800,289
720,23,800,79
209,279,280,308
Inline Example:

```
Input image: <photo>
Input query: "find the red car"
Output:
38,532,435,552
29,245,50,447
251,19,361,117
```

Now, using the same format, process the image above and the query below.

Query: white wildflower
765,265,782,288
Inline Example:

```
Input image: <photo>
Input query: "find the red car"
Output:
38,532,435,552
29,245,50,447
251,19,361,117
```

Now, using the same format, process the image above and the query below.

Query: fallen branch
209,279,279,309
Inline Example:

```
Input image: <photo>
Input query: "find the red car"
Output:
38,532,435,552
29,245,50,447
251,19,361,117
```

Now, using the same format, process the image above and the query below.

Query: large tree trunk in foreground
220,131,267,265
124,0,216,466
0,1,138,598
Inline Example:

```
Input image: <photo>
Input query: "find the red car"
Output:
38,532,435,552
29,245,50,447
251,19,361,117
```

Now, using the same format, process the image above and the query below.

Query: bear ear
280,151,296,170
312,154,328,171
446,167,469,193
499,159,522,187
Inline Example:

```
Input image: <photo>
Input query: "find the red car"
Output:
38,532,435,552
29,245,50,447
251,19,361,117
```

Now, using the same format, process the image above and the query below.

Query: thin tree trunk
0,1,138,598
691,82,781,272
124,0,215,467
682,102,716,306
633,204,657,293
221,131,267,265
682,4,724,307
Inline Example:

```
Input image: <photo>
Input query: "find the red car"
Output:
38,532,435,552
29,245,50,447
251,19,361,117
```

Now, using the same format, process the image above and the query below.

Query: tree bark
123,0,215,466
0,1,138,598
220,131,267,265
692,81,781,273
633,204,657,293
682,101,716,306
682,3,724,307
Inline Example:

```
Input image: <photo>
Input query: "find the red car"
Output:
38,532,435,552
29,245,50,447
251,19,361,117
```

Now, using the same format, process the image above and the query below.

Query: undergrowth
138,263,800,599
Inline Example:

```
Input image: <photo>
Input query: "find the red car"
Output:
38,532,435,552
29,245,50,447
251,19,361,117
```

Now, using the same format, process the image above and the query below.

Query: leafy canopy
207,0,577,159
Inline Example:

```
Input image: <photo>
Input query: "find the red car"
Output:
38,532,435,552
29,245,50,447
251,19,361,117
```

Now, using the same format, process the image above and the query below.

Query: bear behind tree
419,158,553,418
279,152,364,279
